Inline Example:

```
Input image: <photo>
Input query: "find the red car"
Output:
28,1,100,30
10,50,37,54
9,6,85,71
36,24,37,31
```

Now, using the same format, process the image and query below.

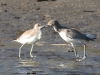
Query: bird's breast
27,30,42,44
59,31,79,43
38,30,42,39
59,31,68,41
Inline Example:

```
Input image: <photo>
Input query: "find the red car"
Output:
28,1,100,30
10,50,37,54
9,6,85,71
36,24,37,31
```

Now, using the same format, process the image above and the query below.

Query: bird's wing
19,29,35,39
66,29,89,41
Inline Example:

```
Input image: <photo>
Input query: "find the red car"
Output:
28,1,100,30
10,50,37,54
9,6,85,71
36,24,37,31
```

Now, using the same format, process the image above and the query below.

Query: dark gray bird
47,20,96,61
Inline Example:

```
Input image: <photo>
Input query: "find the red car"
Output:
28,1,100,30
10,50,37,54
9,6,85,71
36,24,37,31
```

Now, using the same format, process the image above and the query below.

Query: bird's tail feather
86,34,97,40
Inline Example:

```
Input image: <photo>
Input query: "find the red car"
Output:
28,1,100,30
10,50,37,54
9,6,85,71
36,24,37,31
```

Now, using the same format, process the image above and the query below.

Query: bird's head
34,23,48,29
47,20,56,26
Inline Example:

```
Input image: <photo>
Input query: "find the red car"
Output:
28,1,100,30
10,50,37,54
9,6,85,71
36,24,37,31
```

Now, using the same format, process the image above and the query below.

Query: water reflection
16,58,40,67
0,44,100,75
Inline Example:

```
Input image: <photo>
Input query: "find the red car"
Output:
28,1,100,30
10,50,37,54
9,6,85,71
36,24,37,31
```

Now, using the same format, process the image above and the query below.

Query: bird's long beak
40,25,49,28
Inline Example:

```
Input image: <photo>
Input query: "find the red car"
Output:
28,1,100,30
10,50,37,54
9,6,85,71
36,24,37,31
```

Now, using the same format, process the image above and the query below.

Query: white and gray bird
47,20,96,61
12,23,47,57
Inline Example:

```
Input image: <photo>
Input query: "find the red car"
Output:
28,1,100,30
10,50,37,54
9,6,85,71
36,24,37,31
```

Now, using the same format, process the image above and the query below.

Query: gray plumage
65,29,94,41
47,20,97,61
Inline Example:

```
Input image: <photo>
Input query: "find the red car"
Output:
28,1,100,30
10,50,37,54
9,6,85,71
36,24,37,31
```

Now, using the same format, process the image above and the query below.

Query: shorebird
47,20,96,61
12,23,47,57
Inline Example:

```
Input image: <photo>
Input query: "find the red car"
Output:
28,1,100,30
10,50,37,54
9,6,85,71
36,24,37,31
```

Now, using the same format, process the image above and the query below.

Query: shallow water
0,0,100,74
0,43,100,75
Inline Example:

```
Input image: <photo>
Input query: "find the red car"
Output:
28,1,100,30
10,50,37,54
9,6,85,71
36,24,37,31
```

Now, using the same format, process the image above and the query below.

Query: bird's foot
19,55,20,58
76,54,80,58
76,55,87,61
30,55,33,57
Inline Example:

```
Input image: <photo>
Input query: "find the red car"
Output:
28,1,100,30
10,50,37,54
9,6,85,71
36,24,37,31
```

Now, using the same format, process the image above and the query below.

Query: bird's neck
32,27,41,36
34,27,40,31
53,24,62,32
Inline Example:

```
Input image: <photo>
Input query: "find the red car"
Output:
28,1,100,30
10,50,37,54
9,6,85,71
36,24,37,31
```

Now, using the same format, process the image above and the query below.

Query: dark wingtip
88,37,97,41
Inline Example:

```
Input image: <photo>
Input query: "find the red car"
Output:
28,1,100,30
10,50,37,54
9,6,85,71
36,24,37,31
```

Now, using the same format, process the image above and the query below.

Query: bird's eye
38,24,41,26
67,29,70,32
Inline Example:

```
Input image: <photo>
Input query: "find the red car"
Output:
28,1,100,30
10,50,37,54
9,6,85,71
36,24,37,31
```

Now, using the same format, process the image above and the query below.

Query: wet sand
0,0,100,75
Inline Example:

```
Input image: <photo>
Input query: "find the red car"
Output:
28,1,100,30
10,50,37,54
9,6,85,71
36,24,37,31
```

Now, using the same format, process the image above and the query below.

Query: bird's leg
71,43,79,58
78,43,86,61
83,43,86,59
30,44,34,57
19,44,25,57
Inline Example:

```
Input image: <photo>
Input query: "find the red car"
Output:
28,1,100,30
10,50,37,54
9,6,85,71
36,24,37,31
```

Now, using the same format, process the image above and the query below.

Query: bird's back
16,28,41,44
66,29,93,41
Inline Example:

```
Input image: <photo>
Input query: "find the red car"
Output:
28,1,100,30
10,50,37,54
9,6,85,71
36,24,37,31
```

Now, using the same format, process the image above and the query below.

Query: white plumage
12,23,46,57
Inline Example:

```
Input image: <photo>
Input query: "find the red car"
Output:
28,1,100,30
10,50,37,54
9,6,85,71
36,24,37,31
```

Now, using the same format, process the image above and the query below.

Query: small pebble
27,71,36,74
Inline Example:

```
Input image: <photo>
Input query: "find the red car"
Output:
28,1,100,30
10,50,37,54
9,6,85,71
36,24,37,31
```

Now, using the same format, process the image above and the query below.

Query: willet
12,23,47,57
47,20,96,61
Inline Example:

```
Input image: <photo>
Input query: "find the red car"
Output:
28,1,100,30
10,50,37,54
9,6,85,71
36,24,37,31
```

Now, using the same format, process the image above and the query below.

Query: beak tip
44,25,49,27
